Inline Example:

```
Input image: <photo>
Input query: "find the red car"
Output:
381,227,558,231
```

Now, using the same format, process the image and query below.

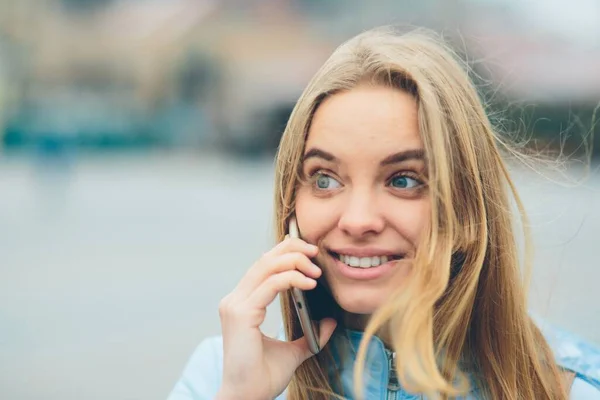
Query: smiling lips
329,251,404,269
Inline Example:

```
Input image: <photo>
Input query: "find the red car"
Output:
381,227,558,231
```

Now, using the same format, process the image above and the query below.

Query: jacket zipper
386,349,425,400
386,349,400,400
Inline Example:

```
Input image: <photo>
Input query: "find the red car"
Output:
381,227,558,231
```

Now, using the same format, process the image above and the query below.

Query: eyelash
306,169,424,190
305,170,339,191
387,172,424,187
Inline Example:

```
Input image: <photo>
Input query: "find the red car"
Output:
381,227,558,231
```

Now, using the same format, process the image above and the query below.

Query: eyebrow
302,147,425,166
303,148,338,163
380,149,425,166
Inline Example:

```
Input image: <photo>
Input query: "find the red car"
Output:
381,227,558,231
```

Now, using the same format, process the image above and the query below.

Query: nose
337,189,385,238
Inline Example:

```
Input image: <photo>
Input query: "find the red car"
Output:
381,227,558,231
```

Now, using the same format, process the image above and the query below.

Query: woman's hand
216,237,337,400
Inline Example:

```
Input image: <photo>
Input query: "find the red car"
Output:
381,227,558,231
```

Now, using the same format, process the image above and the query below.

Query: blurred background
0,0,599,399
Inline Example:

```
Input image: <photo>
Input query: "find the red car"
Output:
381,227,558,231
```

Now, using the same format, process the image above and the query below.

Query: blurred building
0,0,598,156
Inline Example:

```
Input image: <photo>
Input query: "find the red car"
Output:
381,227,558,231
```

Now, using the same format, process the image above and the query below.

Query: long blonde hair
273,27,568,399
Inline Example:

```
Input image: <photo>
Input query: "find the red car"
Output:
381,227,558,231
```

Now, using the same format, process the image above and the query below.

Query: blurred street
0,153,599,400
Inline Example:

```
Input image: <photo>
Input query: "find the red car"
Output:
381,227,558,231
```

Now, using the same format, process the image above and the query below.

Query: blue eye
390,175,420,189
314,173,341,190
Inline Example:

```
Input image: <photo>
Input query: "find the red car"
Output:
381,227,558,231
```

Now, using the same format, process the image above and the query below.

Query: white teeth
337,253,395,268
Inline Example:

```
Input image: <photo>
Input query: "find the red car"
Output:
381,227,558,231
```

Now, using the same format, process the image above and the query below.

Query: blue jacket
167,321,600,399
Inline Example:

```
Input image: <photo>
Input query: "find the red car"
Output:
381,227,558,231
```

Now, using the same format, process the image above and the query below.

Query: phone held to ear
288,216,321,355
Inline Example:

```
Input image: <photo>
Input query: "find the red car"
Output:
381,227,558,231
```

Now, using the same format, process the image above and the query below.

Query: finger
237,237,318,292
291,318,338,365
237,251,321,296
248,270,316,309
271,252,322,278
269,236,319,258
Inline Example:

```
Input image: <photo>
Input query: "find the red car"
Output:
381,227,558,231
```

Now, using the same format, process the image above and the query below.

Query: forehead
306,85,422,155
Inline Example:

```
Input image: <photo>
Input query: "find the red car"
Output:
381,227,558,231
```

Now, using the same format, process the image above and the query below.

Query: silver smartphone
288,216,321,354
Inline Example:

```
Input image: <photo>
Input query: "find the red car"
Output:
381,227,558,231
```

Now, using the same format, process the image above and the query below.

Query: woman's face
295,84,430,315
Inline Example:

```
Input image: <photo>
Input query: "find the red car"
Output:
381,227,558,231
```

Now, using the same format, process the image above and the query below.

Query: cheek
294,188,337,244
390,198,430,245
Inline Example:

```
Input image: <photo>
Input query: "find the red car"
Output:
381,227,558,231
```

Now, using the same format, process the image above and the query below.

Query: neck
343,312,394,349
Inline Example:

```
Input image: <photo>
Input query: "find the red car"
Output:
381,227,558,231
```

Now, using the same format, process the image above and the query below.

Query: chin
330,286,387,315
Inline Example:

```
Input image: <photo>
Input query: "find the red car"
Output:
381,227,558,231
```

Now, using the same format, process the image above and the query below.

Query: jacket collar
326,329,476,399
277,320,600,399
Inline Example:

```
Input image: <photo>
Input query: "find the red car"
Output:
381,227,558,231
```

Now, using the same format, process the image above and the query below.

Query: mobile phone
288,216,321,354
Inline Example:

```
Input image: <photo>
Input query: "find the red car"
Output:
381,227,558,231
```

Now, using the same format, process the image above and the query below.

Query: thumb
291,318,337,365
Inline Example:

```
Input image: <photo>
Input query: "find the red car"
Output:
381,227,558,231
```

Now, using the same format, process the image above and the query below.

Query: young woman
168,27,600,399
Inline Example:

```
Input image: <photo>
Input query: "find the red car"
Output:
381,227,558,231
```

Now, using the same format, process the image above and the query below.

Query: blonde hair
273,27,569,399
